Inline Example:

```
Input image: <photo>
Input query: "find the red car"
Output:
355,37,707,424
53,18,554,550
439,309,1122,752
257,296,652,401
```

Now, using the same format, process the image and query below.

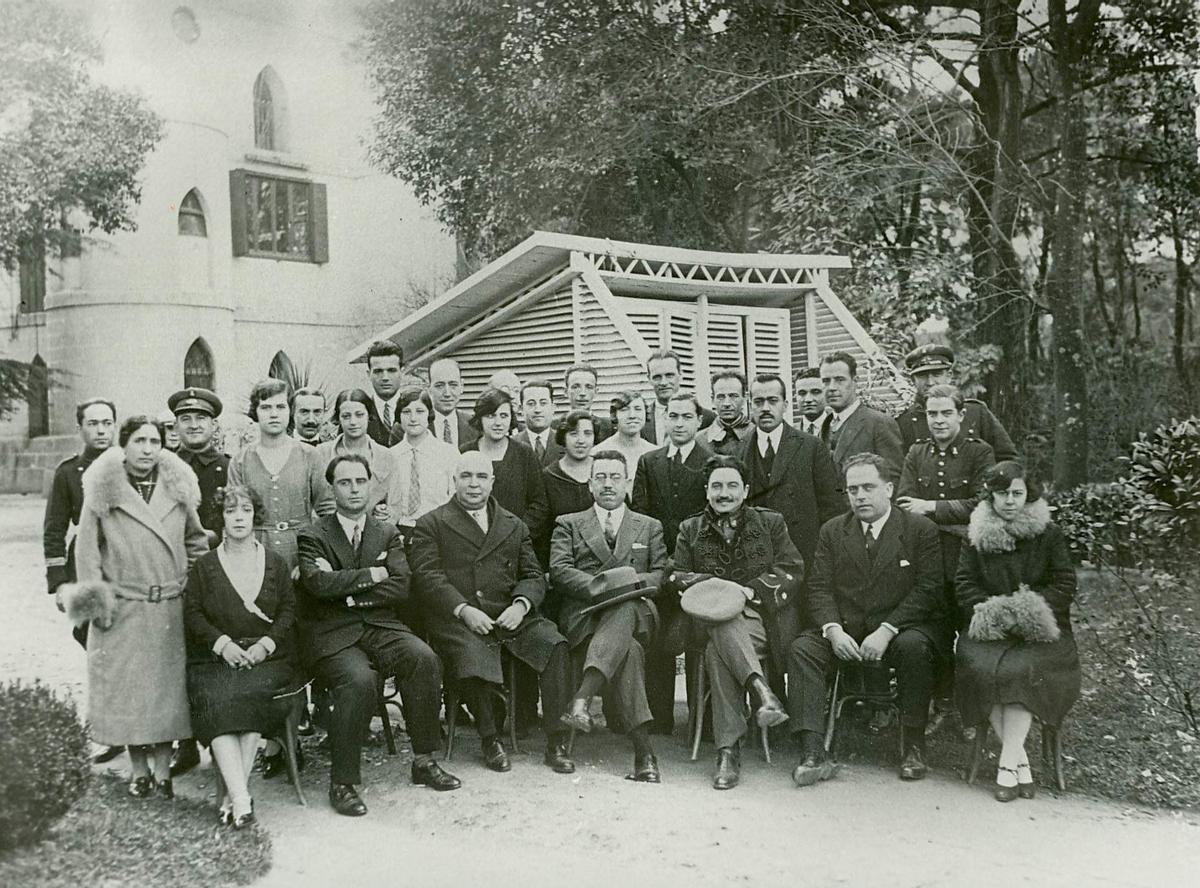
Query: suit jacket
828,402,905,483
410,497,546,620
549,507,666,647
365,400,402,447
518,428,564,468
631,441,713,556
740,424,841,566
641,402,717,446
805,508,947,645
184,547,295,664
296,514,411,663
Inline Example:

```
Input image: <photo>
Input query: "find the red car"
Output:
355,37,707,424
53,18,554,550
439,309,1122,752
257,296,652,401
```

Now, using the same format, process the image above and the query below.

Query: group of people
44,338,1081,825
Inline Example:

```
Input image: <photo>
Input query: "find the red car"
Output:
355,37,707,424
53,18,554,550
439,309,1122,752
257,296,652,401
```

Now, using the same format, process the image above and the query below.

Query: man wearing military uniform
170,387,229,546
896,344,1017,462
44,397,116,647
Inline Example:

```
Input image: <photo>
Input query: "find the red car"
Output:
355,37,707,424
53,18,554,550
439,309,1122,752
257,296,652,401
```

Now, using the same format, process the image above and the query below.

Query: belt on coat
113,579,184,603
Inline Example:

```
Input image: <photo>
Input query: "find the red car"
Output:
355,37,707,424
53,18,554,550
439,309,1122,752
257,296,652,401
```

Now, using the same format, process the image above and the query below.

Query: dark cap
904,344,955,375
168,387,223,418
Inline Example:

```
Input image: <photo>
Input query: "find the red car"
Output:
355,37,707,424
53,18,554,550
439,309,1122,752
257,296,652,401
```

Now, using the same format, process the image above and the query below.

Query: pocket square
632,543,647,550
899,559,911,568
376,552,387,562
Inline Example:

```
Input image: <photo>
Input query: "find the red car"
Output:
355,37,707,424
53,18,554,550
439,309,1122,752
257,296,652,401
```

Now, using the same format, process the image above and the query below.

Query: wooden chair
687,657,773,763
967,719,1067,790
378,677,403,756
444,655,521,759
823,663,905,760
278,691,308,806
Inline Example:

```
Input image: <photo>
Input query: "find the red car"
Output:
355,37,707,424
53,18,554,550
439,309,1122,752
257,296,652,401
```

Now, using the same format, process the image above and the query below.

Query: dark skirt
187,656,298,745
955,633,1081,727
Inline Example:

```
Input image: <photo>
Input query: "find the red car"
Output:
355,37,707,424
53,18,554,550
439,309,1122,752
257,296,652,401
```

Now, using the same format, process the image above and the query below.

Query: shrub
1123,416,1200,556
0,681,91,851
1050,482,1162,566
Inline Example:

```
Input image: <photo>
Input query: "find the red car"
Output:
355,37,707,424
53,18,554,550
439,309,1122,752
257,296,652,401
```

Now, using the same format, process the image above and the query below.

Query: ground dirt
3,494,1197,888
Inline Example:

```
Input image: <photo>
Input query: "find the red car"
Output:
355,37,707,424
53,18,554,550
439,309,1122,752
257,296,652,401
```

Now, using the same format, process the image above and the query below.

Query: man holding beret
669,454,801,790
170,386,229,546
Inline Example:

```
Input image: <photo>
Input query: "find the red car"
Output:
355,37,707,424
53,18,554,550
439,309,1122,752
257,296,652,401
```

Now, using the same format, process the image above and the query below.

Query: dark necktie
761,438,775,478
534,435,545,460
442,416,453,443
603,510,616,549
382,402,392,428
351,522,362,556
864,524,876,559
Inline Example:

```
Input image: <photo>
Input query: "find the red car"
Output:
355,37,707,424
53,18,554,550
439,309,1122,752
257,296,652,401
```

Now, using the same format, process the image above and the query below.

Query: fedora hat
578,566,657,616
681,577,748,624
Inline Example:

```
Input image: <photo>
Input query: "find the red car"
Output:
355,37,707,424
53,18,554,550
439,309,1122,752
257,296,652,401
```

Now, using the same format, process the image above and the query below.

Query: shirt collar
374,394,400,417
528,427,549,445
756,424,784,453
594,503,626,526
666,439,696,461
862,506,892,538
336,511,366,543
833,398,862,424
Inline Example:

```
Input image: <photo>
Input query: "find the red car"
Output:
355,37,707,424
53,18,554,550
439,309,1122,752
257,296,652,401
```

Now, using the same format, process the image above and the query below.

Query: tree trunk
1170,207,1193,394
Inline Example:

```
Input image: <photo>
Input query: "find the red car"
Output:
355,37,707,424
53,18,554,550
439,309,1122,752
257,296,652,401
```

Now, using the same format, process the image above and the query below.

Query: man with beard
701,370,754,455
821,352,905,483
429,357,478,449
563,363,614,441
641,350,715,446
793,367,830,441
169,387,229,546
291,387,327,446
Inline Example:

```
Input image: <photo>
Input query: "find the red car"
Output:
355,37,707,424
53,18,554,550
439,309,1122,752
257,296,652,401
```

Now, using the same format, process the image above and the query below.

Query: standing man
518,380,562,468
821,351,905,483
563,363,614,441
429,357,478,449
641,350,715,445
739,374,841,568
170,387,229,546
793,367,830,440
44,397,115,648
410,452,575,774
363,340,405,446
298,454,461,816
632,391,713,734
549,450,667,782
291,387,327,446
701,370,754,455
787,453,948,786
896,344,1017,462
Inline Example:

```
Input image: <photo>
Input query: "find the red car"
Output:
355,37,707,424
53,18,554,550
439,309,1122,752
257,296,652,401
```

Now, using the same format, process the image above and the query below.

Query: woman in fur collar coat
955,461,1081,802
66,415,209,798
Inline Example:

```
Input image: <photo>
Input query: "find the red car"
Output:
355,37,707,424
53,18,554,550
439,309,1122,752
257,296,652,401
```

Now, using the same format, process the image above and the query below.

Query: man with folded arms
298,454,460,816
410,451,575,774
669,454,800,790
787,452,947,787
550,450,667,782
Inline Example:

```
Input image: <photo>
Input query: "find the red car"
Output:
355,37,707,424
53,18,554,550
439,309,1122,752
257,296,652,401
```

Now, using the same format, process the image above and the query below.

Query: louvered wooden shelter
349,232,903,417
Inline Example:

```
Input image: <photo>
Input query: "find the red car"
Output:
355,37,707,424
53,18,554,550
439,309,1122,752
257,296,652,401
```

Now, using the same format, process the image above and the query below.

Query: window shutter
746,312,790,379
310,182,329,264
229,169,249,257
705,312,746,374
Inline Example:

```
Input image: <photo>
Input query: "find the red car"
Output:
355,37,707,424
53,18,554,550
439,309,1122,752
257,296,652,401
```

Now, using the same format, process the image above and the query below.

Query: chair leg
505,657,521,755
378,691,397,756
689,662,707,762
967,722,988,785
823,667,842,754
1049,724,1066,791
761,724,771,764
898,720,906,762
282,700,307,807
444,689,459,761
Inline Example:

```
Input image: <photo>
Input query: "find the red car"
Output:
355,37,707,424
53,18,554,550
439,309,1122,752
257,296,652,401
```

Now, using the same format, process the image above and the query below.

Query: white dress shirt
653,401,671,445
800,415,827,437
389,433,458,524
828,398,862,432
435,410,459,447
525,427,551,454
666,439,696,463
594,503,626,538
756,424,784,456
336,512,367,547
465,506,488,534
374,394,401,428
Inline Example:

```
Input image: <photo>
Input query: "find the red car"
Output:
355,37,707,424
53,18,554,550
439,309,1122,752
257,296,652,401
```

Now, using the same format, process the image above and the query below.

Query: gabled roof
347,231,851,364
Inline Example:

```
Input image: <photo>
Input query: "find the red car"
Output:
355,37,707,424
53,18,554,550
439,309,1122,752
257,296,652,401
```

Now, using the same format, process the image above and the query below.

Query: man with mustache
291,387,327,446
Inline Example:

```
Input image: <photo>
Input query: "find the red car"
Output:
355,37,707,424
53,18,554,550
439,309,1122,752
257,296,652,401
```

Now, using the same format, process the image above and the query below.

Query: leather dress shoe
751,678,789,729
261,741,304,779
544,740,576,774
154,777,175,800
899,746,928,781
792,752,836,787
169,740,200,777
482,737,511,772
630,753,661,783
712,746,740,790
128,775,154,799
994,767,1020,802
560,698,593,733
412,759,462,791
1017,764,1036,798
329,783,368,816
297,707,314,737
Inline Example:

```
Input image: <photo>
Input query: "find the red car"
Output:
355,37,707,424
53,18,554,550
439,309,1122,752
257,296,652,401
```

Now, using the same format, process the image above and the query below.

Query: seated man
549,450,667,783
788,452,948,787
669,454,798,790
297,454,460,817
410,451,575,774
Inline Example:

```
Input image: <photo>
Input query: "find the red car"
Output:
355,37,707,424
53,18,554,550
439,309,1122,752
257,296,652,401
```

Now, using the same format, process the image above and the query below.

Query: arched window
28,355,49,438
254,69,275,150
268,350,295,388
184,338,215,390
178,189,207,237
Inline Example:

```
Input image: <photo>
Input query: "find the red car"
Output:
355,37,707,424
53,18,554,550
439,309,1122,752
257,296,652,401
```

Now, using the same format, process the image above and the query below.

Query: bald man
410,452,574,774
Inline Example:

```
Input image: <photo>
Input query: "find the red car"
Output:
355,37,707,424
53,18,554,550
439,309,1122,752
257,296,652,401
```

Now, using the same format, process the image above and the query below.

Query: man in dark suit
517,379,563,468
793,367,830,440
820,351,905,483
291,387,327,446
632,391,712,733
788,453,949,786
740,374,841,568
550,449,667,782
298,454,461,816
641,349,716,445
429,357,479,448
410,451,575,774
363,340,404,446
563,363,614,441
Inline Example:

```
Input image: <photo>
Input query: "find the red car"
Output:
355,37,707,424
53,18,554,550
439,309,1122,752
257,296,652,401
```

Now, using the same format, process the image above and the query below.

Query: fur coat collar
83,447,201,513
967,497,1051,554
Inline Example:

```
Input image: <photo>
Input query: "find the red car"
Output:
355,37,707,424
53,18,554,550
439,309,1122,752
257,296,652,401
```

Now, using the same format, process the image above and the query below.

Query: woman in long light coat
68,415,209,798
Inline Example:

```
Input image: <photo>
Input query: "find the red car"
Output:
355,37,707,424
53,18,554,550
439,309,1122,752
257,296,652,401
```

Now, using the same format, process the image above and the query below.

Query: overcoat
827,403,905,483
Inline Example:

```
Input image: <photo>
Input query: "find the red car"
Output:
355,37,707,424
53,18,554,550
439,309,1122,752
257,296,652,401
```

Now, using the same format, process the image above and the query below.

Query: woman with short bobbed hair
461,387,549,548
315,388,396,521
593,391,655,486
185,483,298,828
65,414,209,799
955,461,1081,802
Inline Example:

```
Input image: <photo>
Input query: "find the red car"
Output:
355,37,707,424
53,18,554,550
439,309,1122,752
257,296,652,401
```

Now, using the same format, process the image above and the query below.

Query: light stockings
211,732,261,818
989,703,1033,787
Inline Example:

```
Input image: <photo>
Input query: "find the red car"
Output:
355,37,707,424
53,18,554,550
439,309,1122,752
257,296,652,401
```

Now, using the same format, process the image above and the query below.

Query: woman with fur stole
955,461,1081,802
62,415,209,798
